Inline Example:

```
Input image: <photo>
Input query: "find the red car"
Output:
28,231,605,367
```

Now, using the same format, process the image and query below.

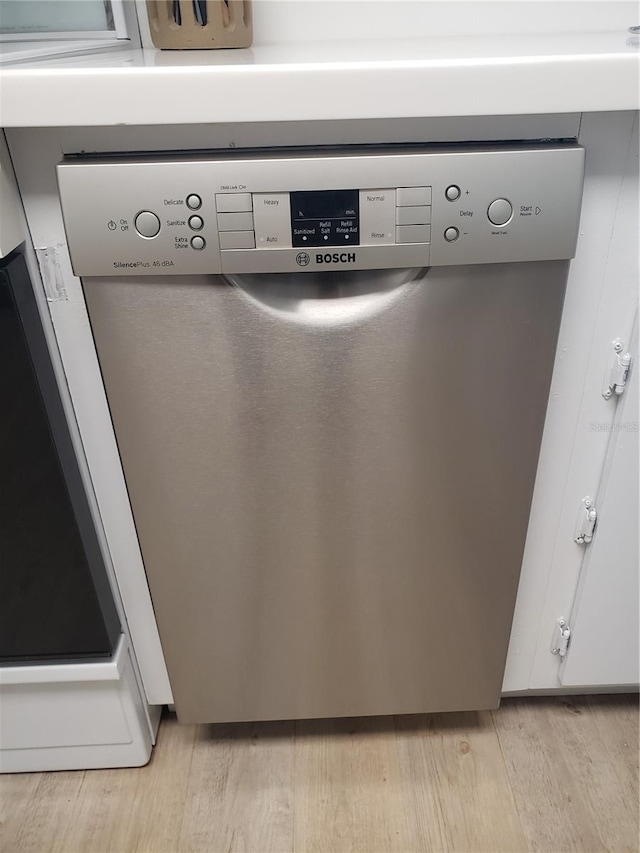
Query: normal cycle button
135,211,161,238
487,199,513,226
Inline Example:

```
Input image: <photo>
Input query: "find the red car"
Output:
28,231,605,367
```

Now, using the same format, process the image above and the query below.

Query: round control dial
135,211,161,238
487,198,513,226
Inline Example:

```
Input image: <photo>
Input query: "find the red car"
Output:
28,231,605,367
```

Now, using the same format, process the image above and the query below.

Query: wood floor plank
119,711,196,853
293,716,413,853
177,719,295,853
9,771,85,853
493,696,632,853
54,765,143,853
1,695,637,853
0,771,42,851
586,693,639,800
394,710,527,853
549,695,639,853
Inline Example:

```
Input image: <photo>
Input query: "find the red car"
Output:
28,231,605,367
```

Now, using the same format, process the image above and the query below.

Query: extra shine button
135,211,161,238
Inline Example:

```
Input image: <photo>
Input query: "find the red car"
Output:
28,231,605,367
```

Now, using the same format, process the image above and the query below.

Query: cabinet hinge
574,496,597,545
551,618,572,657
603,338,632,399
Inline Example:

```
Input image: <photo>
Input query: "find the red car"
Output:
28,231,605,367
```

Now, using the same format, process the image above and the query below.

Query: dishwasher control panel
57,144,584,276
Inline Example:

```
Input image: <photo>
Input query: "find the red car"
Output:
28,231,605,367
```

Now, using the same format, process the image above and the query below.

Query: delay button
135,211,161,238
487,198,513,226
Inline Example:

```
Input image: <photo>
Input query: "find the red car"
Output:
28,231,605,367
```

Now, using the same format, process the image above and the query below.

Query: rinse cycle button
135,211,161,238
487,198,513,226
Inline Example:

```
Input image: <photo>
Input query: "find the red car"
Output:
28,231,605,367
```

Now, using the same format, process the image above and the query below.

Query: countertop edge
1,47,638,128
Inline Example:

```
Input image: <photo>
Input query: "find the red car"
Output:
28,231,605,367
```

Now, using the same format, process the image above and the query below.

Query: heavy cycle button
135,211,161,238
487,198,513,227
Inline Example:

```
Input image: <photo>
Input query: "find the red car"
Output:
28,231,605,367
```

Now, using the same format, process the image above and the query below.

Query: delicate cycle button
445,185,461,201
186,194,202,210
135,211,161,238
487,198,513,226
191,236,206,250
188,215,204,231
444,227,459,242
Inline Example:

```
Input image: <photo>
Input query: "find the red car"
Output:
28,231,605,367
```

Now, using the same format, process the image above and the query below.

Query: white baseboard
0,635,160,773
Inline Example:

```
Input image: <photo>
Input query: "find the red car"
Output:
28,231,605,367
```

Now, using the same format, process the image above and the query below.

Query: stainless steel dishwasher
57,144,584,723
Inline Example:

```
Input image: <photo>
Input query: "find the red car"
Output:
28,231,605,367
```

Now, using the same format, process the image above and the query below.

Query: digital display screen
290,190,360,247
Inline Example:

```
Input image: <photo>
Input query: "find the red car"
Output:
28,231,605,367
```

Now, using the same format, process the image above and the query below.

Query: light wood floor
1,694,637,853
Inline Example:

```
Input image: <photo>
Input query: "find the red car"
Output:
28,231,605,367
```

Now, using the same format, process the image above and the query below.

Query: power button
135,211,161,238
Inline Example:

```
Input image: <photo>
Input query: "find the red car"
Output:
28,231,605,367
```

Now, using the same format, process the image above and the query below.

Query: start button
487,198,513,227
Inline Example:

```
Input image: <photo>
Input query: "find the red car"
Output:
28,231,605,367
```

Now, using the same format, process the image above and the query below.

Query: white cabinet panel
561,325,639,687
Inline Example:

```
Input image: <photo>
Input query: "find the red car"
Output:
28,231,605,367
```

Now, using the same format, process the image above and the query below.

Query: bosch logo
316,252,356,264
295,252,311,266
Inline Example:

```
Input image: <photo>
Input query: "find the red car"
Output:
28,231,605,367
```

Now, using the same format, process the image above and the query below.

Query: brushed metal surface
83,262,566,723
58,144,584,276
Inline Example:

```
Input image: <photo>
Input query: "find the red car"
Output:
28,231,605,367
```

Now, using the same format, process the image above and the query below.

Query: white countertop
0,31,638,128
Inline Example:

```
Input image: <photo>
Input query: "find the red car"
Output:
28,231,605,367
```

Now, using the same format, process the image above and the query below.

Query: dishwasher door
83,262,566,723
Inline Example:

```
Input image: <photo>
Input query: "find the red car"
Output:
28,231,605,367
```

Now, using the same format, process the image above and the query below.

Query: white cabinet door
561,323,639,687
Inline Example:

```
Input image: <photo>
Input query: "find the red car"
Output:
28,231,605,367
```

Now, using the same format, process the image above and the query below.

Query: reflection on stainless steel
84,262,566,723
225,267,424,325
